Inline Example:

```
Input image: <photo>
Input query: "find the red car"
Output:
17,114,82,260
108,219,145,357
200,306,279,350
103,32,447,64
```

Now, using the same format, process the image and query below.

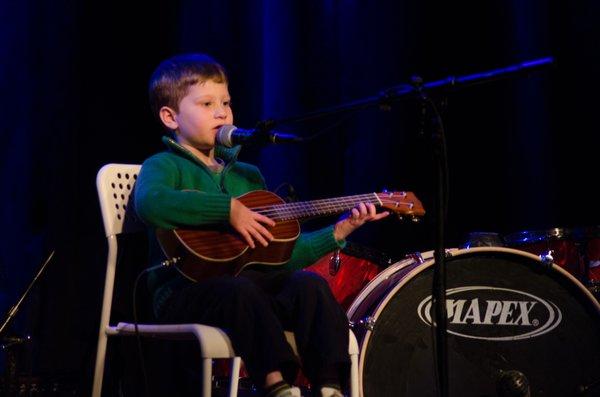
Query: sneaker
267,384,302,397
320,386,343,397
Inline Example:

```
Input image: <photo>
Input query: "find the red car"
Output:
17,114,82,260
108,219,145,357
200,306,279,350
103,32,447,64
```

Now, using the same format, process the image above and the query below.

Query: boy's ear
158,106,179,131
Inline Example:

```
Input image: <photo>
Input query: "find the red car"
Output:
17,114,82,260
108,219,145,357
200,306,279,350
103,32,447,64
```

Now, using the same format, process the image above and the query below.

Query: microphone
216,125,303,147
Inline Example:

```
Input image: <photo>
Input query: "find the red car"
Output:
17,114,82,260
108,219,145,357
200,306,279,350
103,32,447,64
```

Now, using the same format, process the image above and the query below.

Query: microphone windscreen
216,125,237,147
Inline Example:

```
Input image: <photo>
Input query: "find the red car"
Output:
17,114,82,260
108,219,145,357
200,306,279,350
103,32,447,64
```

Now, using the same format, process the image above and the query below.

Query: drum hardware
329,249,342,276
545,228,567,239
539,250,555,269
349,316,375,332
496,370,530,397
462,231,506,248
406,252,425,264
406,250,452,264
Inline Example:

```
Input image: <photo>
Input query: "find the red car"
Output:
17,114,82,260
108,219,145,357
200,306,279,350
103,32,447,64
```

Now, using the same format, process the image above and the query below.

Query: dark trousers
158,268,350,390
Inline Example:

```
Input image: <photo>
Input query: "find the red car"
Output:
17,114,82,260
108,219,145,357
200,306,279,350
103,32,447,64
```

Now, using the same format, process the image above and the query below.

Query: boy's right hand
230,198,276,249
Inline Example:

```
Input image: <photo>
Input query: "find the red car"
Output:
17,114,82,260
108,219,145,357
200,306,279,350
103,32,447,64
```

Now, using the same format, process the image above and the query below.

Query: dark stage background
1,0,599,394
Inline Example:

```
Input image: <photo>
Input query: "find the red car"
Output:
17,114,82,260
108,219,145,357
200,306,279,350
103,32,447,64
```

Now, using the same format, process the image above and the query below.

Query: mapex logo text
417,286,562,341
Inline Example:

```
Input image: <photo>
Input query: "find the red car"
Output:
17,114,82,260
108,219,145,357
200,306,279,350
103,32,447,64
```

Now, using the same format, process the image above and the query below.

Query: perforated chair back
96,164,144,237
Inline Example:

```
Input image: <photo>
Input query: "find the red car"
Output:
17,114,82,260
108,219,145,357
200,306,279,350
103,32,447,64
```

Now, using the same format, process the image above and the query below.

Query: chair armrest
113,322,237,359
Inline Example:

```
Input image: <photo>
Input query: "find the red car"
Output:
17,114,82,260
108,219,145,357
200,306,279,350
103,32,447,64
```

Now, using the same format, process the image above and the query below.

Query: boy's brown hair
148,53,228,120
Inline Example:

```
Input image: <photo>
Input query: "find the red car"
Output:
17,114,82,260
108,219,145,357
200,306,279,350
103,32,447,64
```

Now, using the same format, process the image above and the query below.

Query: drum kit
304,225,600,397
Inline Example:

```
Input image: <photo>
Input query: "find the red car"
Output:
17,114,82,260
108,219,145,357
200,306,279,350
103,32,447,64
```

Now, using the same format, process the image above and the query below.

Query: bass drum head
358,247,600,397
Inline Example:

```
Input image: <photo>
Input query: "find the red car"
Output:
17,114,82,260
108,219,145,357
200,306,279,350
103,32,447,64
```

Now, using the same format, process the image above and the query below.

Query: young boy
134,53,389,397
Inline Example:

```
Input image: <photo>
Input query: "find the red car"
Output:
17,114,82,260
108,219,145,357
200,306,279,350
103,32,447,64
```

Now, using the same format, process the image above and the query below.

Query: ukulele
157,190,425,281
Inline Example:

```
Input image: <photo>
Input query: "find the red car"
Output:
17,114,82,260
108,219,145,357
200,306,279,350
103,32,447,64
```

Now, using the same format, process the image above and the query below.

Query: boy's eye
202,102,212,107
223,101,231,107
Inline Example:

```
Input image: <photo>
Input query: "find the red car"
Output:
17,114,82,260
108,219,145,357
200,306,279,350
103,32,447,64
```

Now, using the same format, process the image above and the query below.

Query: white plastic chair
92,163,359,397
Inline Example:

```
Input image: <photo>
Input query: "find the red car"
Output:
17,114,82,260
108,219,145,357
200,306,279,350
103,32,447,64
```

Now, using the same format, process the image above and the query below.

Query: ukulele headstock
376,191,425,222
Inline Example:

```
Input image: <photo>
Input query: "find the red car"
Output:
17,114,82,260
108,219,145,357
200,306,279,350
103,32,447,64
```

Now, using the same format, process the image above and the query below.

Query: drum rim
346,251,433,319
355,246,600,396
347,249,463,319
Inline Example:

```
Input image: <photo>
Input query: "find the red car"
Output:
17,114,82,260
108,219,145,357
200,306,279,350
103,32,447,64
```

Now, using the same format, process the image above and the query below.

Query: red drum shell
504,228,584,281
304,250,383,310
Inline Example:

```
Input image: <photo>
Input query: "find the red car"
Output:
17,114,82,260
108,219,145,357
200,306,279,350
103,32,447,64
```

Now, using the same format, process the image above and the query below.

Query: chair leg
92,331,108,397
348,330,360,397
93,238,118,397
202,358,213,397
227,357,241,397
349,352,359,397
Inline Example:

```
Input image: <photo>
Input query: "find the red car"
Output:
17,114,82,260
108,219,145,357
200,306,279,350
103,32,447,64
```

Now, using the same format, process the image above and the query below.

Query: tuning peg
411,216,420,223
397,215,404,221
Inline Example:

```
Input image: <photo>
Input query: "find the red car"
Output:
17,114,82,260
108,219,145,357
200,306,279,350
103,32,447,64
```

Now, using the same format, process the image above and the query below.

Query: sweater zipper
164,137,238,194
218,161,234,194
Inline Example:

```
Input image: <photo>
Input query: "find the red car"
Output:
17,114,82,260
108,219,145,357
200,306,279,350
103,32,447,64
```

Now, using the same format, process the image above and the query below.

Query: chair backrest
96,163,144,237
94,163,152,397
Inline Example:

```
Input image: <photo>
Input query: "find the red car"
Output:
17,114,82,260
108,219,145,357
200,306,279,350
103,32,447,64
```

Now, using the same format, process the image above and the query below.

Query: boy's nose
215,107,228,118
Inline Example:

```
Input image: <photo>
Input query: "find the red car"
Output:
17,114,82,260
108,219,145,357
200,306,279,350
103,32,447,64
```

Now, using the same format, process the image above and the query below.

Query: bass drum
347,247,600,397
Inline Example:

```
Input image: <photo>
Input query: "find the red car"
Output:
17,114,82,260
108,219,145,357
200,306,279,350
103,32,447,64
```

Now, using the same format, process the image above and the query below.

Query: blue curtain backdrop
1,0,598,394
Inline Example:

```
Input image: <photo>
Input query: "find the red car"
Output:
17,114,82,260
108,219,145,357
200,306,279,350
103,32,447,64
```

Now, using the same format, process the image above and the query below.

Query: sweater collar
161,136,241,166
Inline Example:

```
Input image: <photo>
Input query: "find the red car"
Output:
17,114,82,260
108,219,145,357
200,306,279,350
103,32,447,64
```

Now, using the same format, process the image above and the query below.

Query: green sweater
134,136,345,315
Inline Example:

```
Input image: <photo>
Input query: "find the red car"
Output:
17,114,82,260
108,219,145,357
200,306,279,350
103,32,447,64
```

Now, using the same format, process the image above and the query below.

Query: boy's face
161,79,233,150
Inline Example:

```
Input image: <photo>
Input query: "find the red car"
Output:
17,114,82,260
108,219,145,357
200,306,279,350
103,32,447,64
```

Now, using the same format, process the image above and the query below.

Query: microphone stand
412,75,451,397
255,57,554,131
0,250,55,337
1,250,55,396
253,57,554,397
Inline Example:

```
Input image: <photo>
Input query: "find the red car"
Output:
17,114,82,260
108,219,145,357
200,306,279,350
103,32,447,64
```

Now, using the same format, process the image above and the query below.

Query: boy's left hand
333,202,389,241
